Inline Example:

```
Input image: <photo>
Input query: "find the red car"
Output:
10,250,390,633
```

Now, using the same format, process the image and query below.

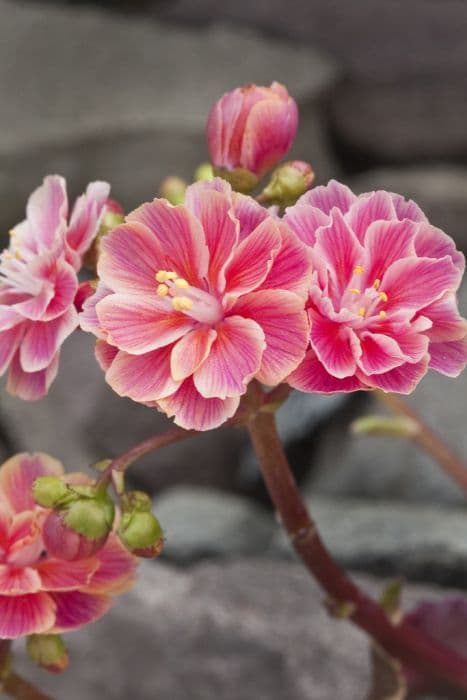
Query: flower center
155,270,223,325
342,266,388,321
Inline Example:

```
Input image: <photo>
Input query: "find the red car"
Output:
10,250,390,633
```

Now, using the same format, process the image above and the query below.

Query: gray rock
272,497,467,586
350,167,467,253
0,0,339,233
153,486,273,563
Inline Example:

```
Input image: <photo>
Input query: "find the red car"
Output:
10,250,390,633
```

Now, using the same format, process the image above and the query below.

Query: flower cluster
0,176,112,399
0,453,136,639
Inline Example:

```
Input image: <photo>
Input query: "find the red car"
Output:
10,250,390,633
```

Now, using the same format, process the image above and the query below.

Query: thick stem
247,410,467,691
376,391,467,494
2,673,54,700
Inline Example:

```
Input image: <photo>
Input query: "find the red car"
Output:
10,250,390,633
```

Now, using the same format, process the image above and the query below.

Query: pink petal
429,337,467,376
357,332,407,375
105,346,180,402
298,179,357,215
346,190,397,241
420,293,467,342
98,222,166,295
232,192,269,241
127,199,209,286
233,290,310,385
20,307,77,373
0,306,23,332
361,356,429,393
390,193,428,223
157,378,240,431
171,327,217,382
363,219,417,285
96,293,194,354
193,316,265,399
381,256,461,313
287,348,365,394
0,565,42,595
14,283,54,322
224,218,281,296
7,349,59,400
50,590,111,633
310,312,361,379
259,222,313,299
414,223,465,272
0,592,56,638
282,203,329,247
0,325,24,375
95,339,118,372
86,535,137,595
0,453,63,514
26,176,68,251
66,181,110,264
79,283,112,339
37,558,97,591
42,258,79,321
7,512,44,567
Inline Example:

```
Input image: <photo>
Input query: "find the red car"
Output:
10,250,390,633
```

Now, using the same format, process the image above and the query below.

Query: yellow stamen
155,270,177,283
172,296,193,312
379,311,387,319
373,278,380,289
354,266,364,274
349,288,360,295
174,278,189,288
9,229,16,237
156,283,169,297
379,291,388,303
14,251,22,260
358,307,366,317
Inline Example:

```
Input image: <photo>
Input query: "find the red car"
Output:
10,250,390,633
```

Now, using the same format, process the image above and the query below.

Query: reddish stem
247,409,467,691
376,391,467,494
2,673,53,700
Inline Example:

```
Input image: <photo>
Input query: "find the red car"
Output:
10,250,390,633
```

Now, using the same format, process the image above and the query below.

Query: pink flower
81,178,312,431
206,82,298,180
284,180,467,394
0,176,111,400
0,453,136,639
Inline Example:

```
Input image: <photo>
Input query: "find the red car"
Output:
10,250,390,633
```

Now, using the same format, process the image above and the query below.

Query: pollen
174,277,189,288
379,310,387,319
8,229,16,237
350,288,360,295
156,283,169,297
14,250,22,260
373,278,381,289
172,296,193,312
358,307,366,317
354,266,364,275
379,291,388,302
155,270,177,283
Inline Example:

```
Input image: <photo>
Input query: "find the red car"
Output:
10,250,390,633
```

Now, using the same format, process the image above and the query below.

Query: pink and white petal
26,176,68,251
20,307,77,373
0,592,56,638
297,179,357,215
95,339,118,372
96,293,194,354
346,190,397,241
86,535,137,595
233,290,310,385
0,565,42,595
157,378,240,431
310,312,361,379
241,98,298,177
7,512,44,567
283,203,329,247
315,208,365,301
0,306,23,332
428,337,467,377
14,284,54,322
364,219,418,284
106,346,180,403
171,327,217,382
6,350,59,401
98,222,166,295
414,224,464,272
193,316,265,399
79,283,112,338
42,258,79,321
127,199,209,286
361,356,429,394
381,256,461,312
66,181,110,263
357,332,407,375
232,192,269,241
287,348,365,394
37,558,97,591
390,193,428,223
224,218,281,297
0,453,63,513
0,325,23,376
420,293,467,342
259,222,313,299
395,331,430,363
50,591,111,633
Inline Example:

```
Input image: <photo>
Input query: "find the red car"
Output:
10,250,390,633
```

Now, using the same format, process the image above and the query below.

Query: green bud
213,167,258,194
260,160,314,206
160,176,187,205
194,162,214,182
120,490,152,513
33,476,69,508
27,634,69,673
64,495,115,541
119,511,163,557
351,415,419,438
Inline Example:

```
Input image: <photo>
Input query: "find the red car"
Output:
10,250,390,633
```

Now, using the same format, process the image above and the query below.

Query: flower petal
298,179,357,215
287,348,365,394
50,591,111,633
19,307,77,373
357,332,408,375
66,181,110,264
283,203,329,247
0,453,63,514
363,219,417,285
232,192,269,241
86,535,137,595
0,592,56,638
428,337,467,376
414,223,465,272
361,356,429,393
26,175,68,252
259,223,313,299
171,327,217,382
420,293,467,342
0,325,23,375
37,558,98,591
79,283,112,339
346,190,397,241
6,350,59,400
224,218,281,297
95,339,118,372
310,312,361,379
157,378,240,431
105,346,180,402
0,565,42,595
391,193,427,223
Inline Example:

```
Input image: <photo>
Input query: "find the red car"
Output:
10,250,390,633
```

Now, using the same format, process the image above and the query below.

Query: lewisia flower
0,176,111,399
0,453,136,639
283,180,467,394
81,178,312,430
206,82,298,185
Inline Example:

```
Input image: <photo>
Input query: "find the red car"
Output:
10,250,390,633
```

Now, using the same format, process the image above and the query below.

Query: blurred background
2,1,467,697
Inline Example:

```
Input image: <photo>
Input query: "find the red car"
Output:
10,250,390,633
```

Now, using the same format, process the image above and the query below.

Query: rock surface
13,559,459,699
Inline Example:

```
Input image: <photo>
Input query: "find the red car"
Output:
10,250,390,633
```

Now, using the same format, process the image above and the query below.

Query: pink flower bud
43,509,108,561
206,82,298,182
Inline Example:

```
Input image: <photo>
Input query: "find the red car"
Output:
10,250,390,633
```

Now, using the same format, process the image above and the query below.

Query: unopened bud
160,176,187,205
260,160,314,206
26,634,69,674
33,476,69,509
351,415,419,438
120,490,152,513
213,167,258,194
194,162,214,182
119,511,163,559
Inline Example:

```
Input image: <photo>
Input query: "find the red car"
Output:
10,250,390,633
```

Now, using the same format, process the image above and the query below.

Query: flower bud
206,82,298,184
26,634,69,674
33,476,69,508
160,176,187,205
118,511,163,559
260,160,314,206
194,162,214,182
